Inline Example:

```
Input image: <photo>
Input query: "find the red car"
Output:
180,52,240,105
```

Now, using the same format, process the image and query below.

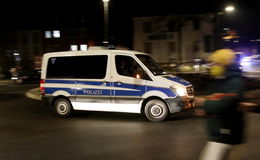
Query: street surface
0,83,260,160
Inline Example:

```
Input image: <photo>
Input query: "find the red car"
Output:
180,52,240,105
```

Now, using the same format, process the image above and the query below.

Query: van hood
157,74,192,87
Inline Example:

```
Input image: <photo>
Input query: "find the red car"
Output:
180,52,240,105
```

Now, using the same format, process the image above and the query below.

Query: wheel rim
57,102,68,114
150,104,163,117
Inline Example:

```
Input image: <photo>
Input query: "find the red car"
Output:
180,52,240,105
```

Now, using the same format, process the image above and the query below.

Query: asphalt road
0,84,260,160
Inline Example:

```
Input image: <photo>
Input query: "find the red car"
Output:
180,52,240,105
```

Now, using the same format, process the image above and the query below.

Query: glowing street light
214,4,236,49
103,0,109,44
225,5,235,12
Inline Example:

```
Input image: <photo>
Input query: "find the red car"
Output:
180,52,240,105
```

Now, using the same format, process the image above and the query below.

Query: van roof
43,49,148,57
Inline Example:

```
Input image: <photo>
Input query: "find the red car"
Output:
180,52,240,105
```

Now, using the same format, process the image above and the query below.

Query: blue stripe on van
76,89,110,96
45,80,76,84
114,86,176,97
167,77,191,86
113,83,146,90
115,90,143,96
45,87,75,95
147,86,176,97
76,80,111,86
44,80,176,97
45,80,111,86
113,82,146,96
114,83,176,97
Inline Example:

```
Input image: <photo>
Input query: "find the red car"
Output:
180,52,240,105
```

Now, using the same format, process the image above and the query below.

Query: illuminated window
53,30,61,38
80,44,88,51
45,31,52,38
13,52,20,56
70,45,78,51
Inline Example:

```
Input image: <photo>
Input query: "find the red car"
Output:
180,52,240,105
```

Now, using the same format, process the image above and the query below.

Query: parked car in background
160,58,209,74
159,62,179,73
12,70,41,84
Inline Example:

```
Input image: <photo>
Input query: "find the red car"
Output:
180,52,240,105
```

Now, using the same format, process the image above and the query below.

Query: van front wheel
144,99,168,122
54,98,72,117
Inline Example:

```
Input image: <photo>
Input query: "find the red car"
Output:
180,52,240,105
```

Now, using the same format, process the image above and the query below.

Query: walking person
194,49,245,160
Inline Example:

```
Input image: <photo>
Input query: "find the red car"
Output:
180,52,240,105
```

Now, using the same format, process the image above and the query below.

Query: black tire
54,98,72,117
144,99,169,122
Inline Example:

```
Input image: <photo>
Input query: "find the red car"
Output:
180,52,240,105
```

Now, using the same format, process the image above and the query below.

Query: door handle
115,81,122,84
102,81,108,86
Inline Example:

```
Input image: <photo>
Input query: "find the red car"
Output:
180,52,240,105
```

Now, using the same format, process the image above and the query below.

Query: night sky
1,0,260,47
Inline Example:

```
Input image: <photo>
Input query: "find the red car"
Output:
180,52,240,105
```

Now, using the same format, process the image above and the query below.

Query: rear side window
46,55,108,79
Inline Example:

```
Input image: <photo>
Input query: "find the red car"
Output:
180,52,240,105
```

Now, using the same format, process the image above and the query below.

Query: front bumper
165,97,194,113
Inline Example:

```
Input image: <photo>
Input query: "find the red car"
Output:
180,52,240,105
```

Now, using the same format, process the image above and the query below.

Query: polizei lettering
83,90,103,95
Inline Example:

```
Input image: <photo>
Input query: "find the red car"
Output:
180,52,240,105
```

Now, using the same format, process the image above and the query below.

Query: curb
25,88,41,101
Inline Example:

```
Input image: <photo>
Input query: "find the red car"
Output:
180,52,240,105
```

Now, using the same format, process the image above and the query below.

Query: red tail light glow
40,79,45,96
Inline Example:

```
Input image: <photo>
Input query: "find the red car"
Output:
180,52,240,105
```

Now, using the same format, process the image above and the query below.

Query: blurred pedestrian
194,49,245,160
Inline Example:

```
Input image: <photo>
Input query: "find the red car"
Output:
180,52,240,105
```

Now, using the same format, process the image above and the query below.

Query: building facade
0,16,104,78
0,30,43,73
133,14,214,63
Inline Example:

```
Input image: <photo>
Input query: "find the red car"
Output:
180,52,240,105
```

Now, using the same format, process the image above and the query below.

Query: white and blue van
40,48,194,122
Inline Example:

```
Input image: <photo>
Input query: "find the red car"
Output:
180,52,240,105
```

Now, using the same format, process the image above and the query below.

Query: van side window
47,55,107,79
115,55,150,80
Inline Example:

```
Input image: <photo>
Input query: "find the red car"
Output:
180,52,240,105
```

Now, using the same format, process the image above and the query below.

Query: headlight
170,86,186,96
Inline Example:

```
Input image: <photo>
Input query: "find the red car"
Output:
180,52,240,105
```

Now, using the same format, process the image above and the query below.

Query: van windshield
136,54,166,75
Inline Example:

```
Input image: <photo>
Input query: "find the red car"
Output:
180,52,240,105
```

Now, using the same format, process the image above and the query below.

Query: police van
40,48,194,122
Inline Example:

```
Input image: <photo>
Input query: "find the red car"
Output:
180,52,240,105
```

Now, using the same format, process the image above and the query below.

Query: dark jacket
201,64,245,144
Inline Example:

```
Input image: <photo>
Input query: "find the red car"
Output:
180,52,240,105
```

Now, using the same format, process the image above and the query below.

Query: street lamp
214,4,235,50
103,0,109,45
225,5,235,12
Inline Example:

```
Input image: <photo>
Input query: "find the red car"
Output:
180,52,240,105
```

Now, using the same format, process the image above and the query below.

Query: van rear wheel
54,98,72,117
144,99,168,122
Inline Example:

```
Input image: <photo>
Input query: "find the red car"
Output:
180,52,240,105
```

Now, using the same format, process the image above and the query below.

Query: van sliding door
72,55,111,110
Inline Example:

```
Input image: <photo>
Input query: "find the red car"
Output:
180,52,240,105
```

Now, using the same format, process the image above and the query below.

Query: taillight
40,79,45,96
